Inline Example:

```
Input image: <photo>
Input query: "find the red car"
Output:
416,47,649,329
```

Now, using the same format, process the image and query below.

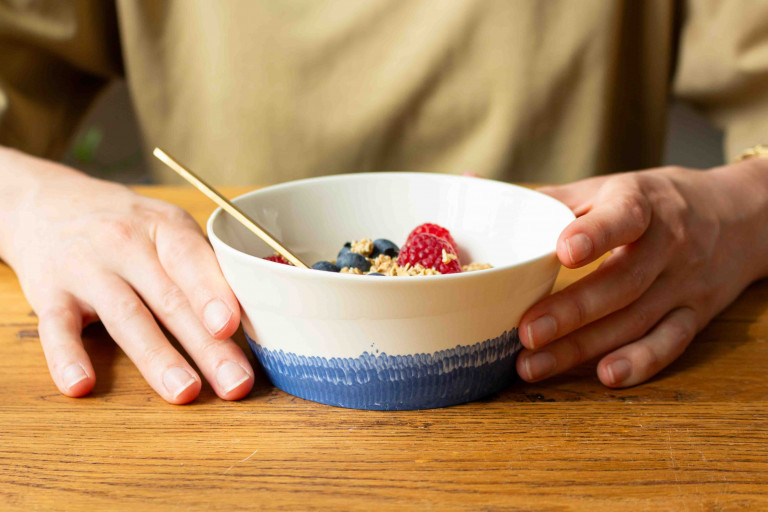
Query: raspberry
264,254,292,265
405,223,458,253
398,233,462,274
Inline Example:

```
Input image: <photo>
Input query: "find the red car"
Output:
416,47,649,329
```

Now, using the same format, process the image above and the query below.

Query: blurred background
63,80,725,184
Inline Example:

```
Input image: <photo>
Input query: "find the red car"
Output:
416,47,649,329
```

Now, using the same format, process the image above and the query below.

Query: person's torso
116,0,675,185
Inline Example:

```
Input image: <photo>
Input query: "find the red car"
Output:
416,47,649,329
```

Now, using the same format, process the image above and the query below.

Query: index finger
537,175,609,214
555,179,652,268
154,219,241,340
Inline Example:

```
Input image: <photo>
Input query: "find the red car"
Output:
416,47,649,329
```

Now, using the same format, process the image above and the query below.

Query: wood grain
1,186,766,511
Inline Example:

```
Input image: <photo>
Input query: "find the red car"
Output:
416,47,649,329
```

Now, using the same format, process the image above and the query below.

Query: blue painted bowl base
246,329,522,411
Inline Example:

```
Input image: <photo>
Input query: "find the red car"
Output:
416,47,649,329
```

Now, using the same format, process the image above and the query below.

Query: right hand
0,148,254,404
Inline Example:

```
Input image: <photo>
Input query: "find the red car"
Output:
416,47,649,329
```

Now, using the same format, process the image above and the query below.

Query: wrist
0,147,32,261
708,158,768,281
0,147,88,263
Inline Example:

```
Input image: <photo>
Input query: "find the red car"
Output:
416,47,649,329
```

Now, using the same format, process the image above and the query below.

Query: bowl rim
206,172,575,284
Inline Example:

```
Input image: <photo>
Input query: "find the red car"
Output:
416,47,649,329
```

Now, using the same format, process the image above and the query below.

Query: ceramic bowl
207,173,574,410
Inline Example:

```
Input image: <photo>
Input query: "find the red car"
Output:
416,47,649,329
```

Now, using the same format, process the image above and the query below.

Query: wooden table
1,186,766,511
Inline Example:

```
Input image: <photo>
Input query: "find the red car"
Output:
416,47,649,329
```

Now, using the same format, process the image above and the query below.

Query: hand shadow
493,280,768,404
649,279,768,401
81,322,119,397
82,321,273,402
666,281,768,372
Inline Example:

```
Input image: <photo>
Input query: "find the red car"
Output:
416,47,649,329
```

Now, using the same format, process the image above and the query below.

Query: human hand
516,161,768,388
0,148,253,403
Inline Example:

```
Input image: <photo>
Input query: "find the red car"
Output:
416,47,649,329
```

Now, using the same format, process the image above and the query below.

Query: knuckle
568,295,589,328
662,219,695,264
41,305,77,326
666,219,688,250
150,201,199,230
97,216,139,245
624,263,648,296
160,233,203,269
606,173,635,188
636,341,661,372
625,193,651,231
564,336,586,367
143,343,169,367
628,302,651,338
158,286,189,317
605,173,642,198
666,317,695,347
197,338,228,358
38,306,79,337
109,296,147,324
162,203,197,226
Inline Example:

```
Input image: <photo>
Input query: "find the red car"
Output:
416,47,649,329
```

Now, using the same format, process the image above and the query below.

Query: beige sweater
1,0,767,185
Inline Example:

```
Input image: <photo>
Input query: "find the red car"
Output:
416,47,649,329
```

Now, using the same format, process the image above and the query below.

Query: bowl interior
209,173,574,269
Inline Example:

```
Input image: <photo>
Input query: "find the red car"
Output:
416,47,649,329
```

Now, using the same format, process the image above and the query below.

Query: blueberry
336,252,371,272
370,239,399,258
368,272,385,276
312,261,340,272
337,242,352,259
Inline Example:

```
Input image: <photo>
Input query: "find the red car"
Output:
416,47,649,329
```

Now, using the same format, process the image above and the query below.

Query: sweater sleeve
673,0,768,163
0,0,123,159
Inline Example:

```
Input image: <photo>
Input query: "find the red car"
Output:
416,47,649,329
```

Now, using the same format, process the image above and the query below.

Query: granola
266,223,493,276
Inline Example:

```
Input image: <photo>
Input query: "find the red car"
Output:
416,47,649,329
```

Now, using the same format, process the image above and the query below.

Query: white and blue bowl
207,173,574,410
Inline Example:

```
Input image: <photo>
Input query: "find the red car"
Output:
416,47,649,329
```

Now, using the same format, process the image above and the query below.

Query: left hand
516,161,768,387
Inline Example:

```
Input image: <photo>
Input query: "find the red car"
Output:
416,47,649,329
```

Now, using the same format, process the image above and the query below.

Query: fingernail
606,359,632,385
565,233,593,264
203,299,232,336
527,315,557,348
216,360,250,394
163,366,197,400
62,363,88,390
523,352,557,380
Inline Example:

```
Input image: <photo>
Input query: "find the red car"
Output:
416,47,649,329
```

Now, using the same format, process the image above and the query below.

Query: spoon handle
153,148,309,268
